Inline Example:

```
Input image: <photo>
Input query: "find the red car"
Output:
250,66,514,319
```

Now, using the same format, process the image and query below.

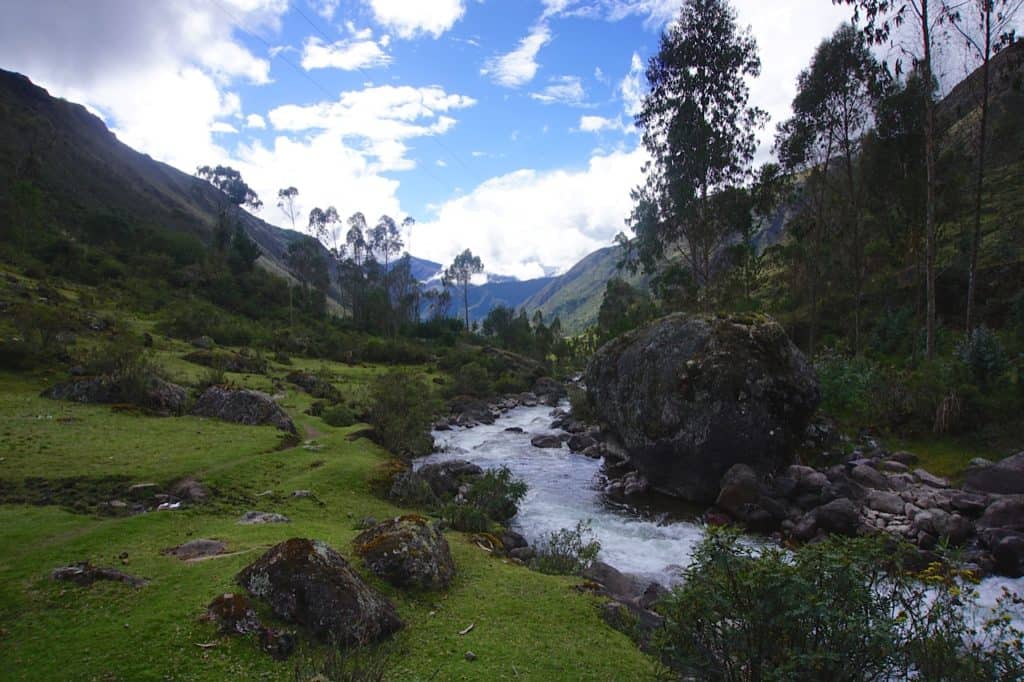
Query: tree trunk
966,10,991,332
922,0,938,360
464,281,470,330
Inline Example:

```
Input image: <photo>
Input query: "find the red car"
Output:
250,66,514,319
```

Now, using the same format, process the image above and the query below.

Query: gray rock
42,374,187,415
978,496,1024,532
415,460,483,499
353,516,455,590
191,387,296,433
238,511,290,525
850,464,890,490
865,490,905,515
913,509,972,545
237,538,403,645
814,498,860,536
585,313,819,503
162,539,228,560
914,469,950,489
965,452,1024,496
877,460,910,474
567,434,597,453
951,492,989,516
716,464,760,518
509,547,535,561
583,561,647,602
191,335,215,349
530,434,563,449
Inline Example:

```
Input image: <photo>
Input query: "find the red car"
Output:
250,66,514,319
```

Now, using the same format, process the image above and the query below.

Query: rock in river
585,313,820,503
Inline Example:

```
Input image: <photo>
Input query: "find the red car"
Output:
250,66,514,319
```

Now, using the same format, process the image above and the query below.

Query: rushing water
417,404,1024,618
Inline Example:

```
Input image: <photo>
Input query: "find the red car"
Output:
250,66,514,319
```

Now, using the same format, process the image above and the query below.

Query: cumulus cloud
577,115,630,134
245,113,267,129
268,85,475,171
619,52,645,117
300,35,391,71
364,0,466,39
416,147,648,279
530,75,586,105
481,23,552,87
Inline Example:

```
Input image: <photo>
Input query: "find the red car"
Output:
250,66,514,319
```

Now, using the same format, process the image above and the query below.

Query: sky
0,0,859,280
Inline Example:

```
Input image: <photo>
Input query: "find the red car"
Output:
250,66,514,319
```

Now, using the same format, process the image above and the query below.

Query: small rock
889,451,919,465
850,465,890,490
465,651,477,662
530,434,563,449
238,511,290,525
877,460,909,474
206,593,260,635
509,547,535,561
52,562,147,588
914,469,949,489
162,539,228,561
258,626,296,661
865,490,904,516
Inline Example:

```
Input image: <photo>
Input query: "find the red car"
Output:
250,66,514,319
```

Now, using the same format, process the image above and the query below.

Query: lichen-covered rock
184,350,267,374
42,374,187,415
236,538,403,645
51,562,148,588
191,386,296,433
286,371,342,402
353,515,456,590
585,313,820,503
162,539,228,560
206,593,260,635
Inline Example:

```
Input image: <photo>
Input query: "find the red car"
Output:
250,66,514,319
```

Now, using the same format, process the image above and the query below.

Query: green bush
322,405,356,428
449,361,493,398
367,370,437,457
869,306,915,357
567,386,598,424
442,466,527,531
653,529,1024,681
957,326,1008,389
815,350,883,419
531,520,601,575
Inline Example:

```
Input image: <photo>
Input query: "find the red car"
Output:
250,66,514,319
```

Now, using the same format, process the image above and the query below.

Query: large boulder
585,313,820,502
413,460,483,499
236,538,403,645
42,374,187,415
191,386,296,433
352,515,456,590
965,452,1024,496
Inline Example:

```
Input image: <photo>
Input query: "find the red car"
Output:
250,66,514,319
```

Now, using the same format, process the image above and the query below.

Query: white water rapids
417,403,1024,619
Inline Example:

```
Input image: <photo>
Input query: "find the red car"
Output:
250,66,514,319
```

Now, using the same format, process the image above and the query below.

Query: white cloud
211,121,240,133
481,23,551,87
300,36,391,71
577,115,628,133
246,113,267,129
313,0,341,21
364,0,466,39
530,75,586,105
619,52,645,117
416,147,649,279
541,0,678,27
268,85,475,172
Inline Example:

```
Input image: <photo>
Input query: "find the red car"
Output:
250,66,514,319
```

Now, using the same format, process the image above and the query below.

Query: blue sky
0,0,859,279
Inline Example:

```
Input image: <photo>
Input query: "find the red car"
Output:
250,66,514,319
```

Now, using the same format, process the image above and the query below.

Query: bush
815,350,883,419
449,361,493,398
367,370,437,457
531,520,601,575
322,405,356,428
442,466,527,531
653,529,1024,681
957,326,1008,389
869,306,915,357
567,386,598,424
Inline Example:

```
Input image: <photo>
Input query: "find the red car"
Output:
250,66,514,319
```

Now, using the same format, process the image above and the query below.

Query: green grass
886,434,1006,483
0,365,656,681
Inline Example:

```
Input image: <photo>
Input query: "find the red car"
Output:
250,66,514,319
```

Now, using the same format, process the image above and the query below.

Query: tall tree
308,206,341,254
834,0,949,358
776,23,883,353
196,165,263,211
945,0,1023,330
285,236,330,316
276,187,299,229
446,249,484,329
628,0,767,309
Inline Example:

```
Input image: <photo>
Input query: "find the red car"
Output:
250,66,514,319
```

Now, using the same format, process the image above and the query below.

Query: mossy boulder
191,386,296,433
286,371,342,402
236,538,403,645
42,374,188,415
585,313,819,503
184,350,267,374
353,515,456,590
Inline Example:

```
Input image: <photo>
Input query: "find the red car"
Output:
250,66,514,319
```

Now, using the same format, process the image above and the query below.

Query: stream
417,403,1024,619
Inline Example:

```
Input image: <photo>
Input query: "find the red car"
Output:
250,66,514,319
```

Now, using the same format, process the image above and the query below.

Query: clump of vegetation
957,326,1008,389
567,386,598,424
321,405,356,428
367,370,437,457
441,466,527,532
531,520,601,576
448,361,492,398
653,529,1024,681
292,642,390,681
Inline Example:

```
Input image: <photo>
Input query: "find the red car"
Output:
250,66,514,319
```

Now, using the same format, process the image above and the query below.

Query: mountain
0,69,331,291
389,255,442,282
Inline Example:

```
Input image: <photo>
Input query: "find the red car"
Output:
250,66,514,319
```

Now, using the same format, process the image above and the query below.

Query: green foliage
321,405,356,428
441,466,527,531
869,307,916,357
367,370,437,457
360,337,431,364
597,279,655,342
815,350,884,419
531,520,601,576
567,386,598,424
293,643,390,681
957,326,1008,389
156,300,262,347
449,361,492,398
653,529,1024,681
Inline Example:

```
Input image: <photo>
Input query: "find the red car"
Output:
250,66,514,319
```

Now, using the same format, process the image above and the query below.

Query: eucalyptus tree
308,206,341,254
627,0,767,310
945,0,1023,330
833,0,951,358
196,165,263,211
776,23,883,353
446,249,484,329
276,187,299,228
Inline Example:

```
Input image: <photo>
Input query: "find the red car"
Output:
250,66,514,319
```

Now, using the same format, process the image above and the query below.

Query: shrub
442,466,527,531
531,520,601,575
957,326,1007,389
653,529,1024,681
322,405,356,428
567,386,598,424
367,370,437,457
293,643,390,681
869,306,915,357
449,361,493,398
815,350,882,419
388,470,440,509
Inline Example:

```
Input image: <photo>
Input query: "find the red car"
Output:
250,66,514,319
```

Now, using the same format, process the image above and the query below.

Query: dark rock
888,451,919,465
464,651,477,662
286,371,341,402
865,490,904,515
206,593,260,635
258,626,296,661
518,392,540,407
191,336,215,349
914,469,950,489
965,452,1024,496
639,582,670,610
415,460,483,499
237,538,403,645
531,434,563,449
185,350,267,374
42,374,187,415
353,515,456,590
127,483,160,500
171,477,209,502
600,600,665,650
533,377,567,400
238,511,290,525
162,539,228,561
500,530,528,551
715,464,760,518
450,397,497,426
504,426,525,434
913,509,972,545
567,434,597,453
191,386,296,433
850,464,890,490
585,313,819,503
978,496,1024,532
52,562,147,587
992,535,1024,578
951,492,989,516
814,498,860,536
877,460,910,474
509,547,535,561
583,561,646,603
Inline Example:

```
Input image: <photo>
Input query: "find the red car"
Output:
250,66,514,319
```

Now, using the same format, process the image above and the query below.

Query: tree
833,0,950,358
775,23,883,353
446,249,484,329
285,236,330,315
276,187,299,228
597,278,655,342
196,165,263,211
627,0,767,310
308,206,341,254
945,0,1023,330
